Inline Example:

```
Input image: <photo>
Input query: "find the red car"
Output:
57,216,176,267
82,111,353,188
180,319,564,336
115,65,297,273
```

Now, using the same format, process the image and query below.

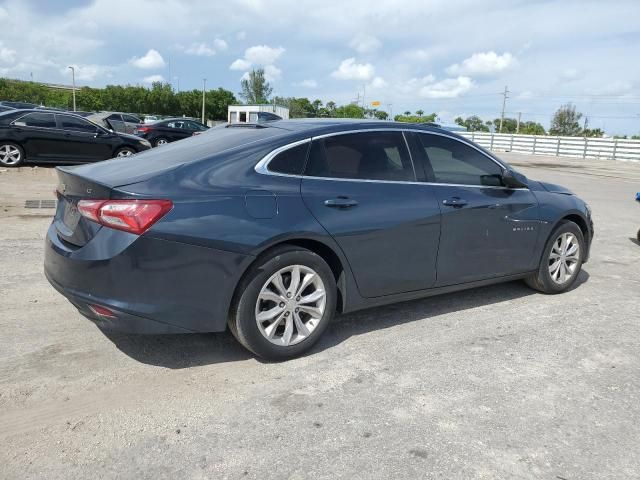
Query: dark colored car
134,118,209,146
0,105,15,113
0,101,39,109
44,120,593,360
0,109,151,167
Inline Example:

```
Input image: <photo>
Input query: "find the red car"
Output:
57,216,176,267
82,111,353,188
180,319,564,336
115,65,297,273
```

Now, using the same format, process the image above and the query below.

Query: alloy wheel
156,139,168,146
255,265,327,346
116,149,134,157
0,144,22,165
548,232,580,284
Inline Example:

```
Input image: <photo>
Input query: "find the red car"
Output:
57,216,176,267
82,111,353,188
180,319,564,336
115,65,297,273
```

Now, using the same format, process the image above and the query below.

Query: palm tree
416,109,424,117
403,110,411,116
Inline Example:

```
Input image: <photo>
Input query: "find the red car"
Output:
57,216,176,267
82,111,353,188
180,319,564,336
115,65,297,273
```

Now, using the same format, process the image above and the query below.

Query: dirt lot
1,154,639,479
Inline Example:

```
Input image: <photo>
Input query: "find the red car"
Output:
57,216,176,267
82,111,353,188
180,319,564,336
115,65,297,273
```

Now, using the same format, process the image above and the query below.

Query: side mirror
502,169,528,189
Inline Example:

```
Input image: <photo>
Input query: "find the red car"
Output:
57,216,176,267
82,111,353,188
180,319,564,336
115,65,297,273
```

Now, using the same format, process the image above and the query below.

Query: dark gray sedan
44,120,593,360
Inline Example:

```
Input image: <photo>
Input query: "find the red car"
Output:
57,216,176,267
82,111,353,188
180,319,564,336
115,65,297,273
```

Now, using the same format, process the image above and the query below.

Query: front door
301,131,441,298
412,132,540,286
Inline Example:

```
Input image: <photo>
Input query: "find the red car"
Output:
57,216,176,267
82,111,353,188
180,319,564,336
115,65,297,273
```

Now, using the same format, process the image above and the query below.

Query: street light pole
68,66,76,112
201,78,207,124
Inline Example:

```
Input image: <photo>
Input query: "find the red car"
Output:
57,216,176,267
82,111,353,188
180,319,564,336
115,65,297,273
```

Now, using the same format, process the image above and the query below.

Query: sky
0,0,639,135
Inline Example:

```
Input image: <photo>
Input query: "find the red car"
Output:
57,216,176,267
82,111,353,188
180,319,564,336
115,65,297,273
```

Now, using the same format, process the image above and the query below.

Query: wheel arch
231,237,350,316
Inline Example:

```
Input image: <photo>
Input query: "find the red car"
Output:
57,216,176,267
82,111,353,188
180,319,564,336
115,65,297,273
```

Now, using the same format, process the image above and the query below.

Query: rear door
166,120,191,141
301,130,441,298
56,114,111,161
412,132,540,286
11,112,61,160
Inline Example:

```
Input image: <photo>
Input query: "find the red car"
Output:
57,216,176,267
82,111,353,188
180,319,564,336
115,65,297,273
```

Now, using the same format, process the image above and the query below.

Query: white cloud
331,58,375,81
185,43,216,57
230,58,252,70
349,34,382,54
446,51,515,76
129,49,166,69
264,64,282,81
143,74,165,83
214,38,228,51
369,77,387,89
560,68,580,81
419,76,474,98
65,63,115,82
295,79,319,88
244,45,285,65
0,42,16,64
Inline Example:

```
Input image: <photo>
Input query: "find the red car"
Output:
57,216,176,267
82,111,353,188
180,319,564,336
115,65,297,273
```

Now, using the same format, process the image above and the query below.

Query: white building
227,104,289,123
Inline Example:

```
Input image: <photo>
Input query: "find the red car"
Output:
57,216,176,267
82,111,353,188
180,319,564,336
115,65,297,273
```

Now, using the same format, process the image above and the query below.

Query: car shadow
102,271,590,369
629,237,640,246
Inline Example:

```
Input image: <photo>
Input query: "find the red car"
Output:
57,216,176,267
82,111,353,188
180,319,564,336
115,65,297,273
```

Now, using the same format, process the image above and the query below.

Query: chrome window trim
253,127,525,190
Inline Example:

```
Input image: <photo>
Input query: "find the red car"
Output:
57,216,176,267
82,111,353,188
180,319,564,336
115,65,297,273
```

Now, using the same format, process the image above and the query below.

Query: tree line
2,73,634,138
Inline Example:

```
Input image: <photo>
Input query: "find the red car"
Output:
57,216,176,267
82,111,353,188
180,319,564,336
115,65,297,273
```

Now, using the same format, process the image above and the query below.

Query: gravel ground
0,153,639,479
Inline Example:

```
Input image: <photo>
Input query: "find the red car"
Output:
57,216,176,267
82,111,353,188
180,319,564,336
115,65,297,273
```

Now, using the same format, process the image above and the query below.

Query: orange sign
371,101,381,107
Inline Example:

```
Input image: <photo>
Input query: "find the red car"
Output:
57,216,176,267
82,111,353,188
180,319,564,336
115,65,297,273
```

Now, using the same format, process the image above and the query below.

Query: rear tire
0,142,25,167
525,220,585,294
154,137,169,147
229,245,337,360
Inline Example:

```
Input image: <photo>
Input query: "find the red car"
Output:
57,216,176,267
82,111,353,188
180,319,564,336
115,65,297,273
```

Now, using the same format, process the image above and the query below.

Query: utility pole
498,85,509,133
583,116,589,132
516,112,521,134
68,66,76,112
201,78,206,124
387,103,393,121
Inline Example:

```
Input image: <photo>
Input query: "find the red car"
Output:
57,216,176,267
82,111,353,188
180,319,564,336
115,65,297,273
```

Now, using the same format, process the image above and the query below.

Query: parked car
134,118,209,146
87,112,142,134
0,109,151,166
44,120,593,360
0,101,39,109
0,105,15,113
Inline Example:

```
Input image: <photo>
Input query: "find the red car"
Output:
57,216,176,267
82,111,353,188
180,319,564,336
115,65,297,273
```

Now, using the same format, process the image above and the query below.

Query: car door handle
442,197,468,208
324,198,358,209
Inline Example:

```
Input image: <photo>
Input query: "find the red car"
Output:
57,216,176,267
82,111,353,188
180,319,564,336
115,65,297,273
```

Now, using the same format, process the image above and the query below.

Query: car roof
233,118,459,137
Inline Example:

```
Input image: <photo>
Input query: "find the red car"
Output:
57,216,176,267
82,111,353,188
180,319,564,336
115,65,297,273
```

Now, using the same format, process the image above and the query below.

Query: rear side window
107,114,122,122
268,142,309,175
14,112,56,128
59,115,97,133
417,134,503,186
305,131,415,182
122,115,140,123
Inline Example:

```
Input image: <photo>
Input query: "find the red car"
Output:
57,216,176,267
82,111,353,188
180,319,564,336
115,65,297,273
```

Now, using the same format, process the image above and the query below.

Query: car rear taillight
77,199,173,235
135,126,151,134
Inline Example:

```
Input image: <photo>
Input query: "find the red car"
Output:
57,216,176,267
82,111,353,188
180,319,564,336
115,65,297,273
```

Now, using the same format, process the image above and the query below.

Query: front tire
114,147,136,158
525,220,585,293
154,137,169,147
0,142,25,167
229,245,337,360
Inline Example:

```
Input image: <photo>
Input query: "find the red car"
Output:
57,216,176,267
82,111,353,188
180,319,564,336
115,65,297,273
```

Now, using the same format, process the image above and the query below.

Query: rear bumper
44,222,252,334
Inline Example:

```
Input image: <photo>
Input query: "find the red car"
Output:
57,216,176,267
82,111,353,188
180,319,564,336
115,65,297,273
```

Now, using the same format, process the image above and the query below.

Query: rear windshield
69,125,287,187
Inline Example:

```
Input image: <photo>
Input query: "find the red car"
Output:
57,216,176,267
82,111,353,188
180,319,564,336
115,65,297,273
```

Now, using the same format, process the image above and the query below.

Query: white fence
460,132,640,162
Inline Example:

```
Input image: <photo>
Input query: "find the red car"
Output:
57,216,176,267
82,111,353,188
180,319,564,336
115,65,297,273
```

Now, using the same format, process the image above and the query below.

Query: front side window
417,134,503,186
14,112,56,128
59,115,98,133
267,142,309,175
305,131,415,182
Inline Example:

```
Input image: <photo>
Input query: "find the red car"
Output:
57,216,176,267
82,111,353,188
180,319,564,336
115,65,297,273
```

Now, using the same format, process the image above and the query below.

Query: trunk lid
54,167,113,247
